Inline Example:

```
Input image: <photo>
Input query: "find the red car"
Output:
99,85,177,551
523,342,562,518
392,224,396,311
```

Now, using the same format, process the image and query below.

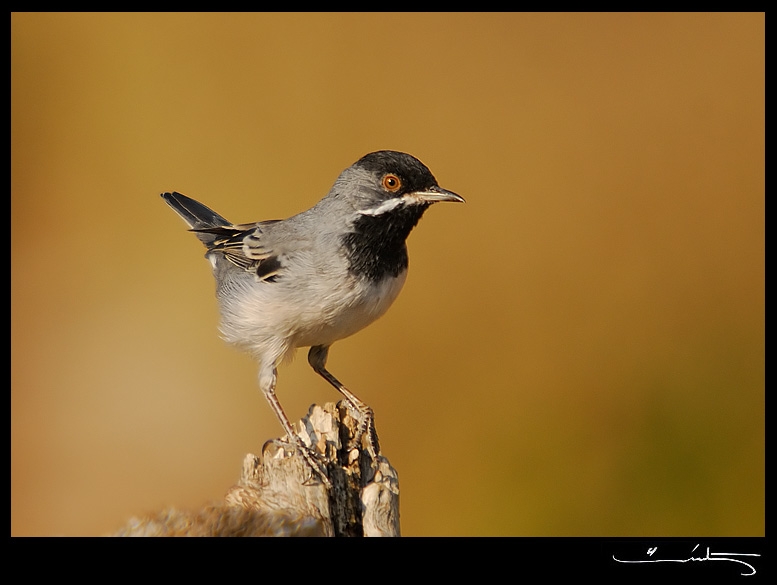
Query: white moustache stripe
358,197,405,216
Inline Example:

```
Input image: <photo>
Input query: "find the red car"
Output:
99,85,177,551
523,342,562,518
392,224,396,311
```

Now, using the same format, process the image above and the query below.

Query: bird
161,150,464,484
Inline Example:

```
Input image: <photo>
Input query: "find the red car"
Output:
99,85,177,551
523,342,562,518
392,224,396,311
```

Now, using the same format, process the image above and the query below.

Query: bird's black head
344,150,464,215
354,150,439,198
337,151,463,282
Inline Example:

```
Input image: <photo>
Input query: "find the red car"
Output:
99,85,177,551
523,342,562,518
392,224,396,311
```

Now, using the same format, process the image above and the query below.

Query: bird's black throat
342,203,430,281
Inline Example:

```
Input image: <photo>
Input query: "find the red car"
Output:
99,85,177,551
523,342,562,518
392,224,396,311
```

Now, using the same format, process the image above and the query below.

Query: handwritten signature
613,544,760,577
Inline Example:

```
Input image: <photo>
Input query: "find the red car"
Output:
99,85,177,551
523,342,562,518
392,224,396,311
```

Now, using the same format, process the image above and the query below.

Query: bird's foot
292,435,332,489
342,402,380,462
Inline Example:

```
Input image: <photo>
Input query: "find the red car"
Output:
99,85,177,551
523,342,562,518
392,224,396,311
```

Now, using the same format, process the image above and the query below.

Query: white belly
217,269,407,363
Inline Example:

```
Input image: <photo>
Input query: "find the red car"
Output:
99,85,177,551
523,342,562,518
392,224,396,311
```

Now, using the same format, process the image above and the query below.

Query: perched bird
161,150,463,483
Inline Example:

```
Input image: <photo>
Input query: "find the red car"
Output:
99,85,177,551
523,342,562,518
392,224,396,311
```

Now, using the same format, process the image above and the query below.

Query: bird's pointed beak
406,185,465,204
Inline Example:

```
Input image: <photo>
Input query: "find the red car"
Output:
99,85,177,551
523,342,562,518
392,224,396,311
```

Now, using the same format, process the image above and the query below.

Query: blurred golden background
11,13,763,536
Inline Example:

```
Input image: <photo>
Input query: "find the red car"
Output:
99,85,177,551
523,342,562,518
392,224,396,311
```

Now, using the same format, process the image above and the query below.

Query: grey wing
162,191,285,282
194,220,284,282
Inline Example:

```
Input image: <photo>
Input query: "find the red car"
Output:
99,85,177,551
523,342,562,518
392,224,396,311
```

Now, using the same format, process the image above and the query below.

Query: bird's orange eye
382,174,402,192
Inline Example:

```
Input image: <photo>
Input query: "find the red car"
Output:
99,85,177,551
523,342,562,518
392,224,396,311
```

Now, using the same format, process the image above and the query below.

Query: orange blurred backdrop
11,12,763,536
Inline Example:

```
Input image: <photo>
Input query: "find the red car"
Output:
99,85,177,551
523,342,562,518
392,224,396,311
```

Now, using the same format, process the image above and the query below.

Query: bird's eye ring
382,174,402,192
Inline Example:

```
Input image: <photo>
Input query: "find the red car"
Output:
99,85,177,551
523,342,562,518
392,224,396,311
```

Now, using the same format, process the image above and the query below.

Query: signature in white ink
613,544,760,577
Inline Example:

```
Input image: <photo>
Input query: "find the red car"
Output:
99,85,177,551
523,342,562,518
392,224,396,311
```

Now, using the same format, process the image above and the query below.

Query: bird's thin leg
258,364,331,487
308,345,379,459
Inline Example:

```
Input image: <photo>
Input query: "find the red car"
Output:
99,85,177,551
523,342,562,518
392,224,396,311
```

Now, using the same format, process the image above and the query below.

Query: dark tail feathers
161,191,231,246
